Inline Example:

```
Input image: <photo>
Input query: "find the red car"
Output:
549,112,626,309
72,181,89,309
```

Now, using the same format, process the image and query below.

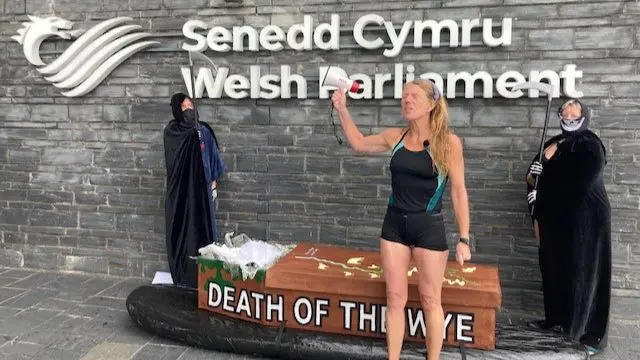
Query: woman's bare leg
412,247,449,360
380,238,412,360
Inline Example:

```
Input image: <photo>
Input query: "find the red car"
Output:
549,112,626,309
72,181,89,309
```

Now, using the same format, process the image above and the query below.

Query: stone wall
1,0,639,315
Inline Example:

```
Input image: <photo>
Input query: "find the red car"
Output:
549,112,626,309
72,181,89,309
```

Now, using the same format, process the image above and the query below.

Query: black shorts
380,206,449,251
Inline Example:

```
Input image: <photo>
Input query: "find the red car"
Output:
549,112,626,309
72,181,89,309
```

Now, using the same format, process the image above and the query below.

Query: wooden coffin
197,243,502,350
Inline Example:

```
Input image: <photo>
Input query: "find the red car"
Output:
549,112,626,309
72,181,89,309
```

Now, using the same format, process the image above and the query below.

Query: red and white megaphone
321,66,360,145
321,66,360,93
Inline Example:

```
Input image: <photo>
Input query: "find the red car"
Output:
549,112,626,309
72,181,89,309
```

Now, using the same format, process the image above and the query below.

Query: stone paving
0,266,637,360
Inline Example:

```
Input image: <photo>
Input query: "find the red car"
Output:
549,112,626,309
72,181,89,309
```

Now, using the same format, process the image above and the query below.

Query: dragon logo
12,15,159,97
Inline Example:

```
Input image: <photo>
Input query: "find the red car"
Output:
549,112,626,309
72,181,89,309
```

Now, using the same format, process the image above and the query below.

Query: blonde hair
559,99,582,116
405,79,451,176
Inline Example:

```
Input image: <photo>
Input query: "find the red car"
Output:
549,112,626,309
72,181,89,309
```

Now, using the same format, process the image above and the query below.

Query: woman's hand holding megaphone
331,90,347,113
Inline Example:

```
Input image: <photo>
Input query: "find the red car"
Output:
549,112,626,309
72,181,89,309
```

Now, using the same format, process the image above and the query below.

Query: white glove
528,161,543,177
527,190,537,205
211,188,217,201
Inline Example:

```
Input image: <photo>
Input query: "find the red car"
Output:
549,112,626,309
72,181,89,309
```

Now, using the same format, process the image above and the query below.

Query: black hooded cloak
163,93,225,289
526,105,612,350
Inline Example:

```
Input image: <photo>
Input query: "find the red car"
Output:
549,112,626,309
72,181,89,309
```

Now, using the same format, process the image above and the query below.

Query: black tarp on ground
126,285,586,360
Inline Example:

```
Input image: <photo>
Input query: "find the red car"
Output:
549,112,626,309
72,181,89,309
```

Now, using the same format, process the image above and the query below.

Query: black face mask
183,108,196,124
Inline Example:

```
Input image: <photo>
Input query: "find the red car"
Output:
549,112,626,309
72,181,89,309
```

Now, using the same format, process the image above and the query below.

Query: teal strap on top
425,147,448,214
426,172,447,214
391,141,404,156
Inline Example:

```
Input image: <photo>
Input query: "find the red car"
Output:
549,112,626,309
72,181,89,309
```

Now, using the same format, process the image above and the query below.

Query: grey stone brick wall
1,0,639,316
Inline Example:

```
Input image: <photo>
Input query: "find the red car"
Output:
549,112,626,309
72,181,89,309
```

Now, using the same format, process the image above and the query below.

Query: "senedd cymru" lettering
181,14,512,58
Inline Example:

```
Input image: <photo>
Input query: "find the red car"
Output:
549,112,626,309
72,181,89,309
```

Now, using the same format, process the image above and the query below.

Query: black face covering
183,108,196,124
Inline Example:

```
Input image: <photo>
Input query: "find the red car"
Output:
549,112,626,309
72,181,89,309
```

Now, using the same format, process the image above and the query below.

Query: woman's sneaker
583,344,601,356
580,334,604,356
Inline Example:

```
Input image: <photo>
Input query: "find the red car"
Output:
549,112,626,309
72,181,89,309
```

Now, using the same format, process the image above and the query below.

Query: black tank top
388,130,448,214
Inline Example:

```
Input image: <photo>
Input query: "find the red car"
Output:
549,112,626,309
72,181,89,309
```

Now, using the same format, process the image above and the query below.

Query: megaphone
321,66,360,93
322,66,360,146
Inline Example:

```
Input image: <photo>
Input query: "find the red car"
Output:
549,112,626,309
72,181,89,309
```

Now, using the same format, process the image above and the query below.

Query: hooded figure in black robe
163,92,226,289
525,99,611,355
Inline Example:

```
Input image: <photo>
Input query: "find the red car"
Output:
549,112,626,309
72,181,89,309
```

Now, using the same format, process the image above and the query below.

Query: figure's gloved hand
211,188,217,201
528,160,543,178
527,190,537,205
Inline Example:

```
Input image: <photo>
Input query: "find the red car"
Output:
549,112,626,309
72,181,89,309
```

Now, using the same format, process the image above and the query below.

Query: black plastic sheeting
126,284,429,360
126,285,585,360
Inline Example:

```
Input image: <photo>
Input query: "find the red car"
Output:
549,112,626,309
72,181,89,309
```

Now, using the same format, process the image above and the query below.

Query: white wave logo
12,15,159,97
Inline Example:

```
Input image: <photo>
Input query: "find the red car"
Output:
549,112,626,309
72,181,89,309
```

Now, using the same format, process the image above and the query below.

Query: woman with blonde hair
331,79,471,360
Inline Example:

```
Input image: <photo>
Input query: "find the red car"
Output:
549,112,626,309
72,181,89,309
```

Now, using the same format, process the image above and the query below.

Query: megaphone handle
329,102,343,145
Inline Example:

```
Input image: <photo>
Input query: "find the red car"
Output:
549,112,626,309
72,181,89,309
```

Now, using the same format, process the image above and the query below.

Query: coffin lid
263,243,502,309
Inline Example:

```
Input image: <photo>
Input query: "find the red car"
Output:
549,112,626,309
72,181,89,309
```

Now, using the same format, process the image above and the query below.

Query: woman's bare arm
448,134,470,239
332,90,399,153
336,107,399,153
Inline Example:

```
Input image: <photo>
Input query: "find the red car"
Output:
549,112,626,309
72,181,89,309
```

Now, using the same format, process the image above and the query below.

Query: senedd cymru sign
13,13,583,99
181,14,583,100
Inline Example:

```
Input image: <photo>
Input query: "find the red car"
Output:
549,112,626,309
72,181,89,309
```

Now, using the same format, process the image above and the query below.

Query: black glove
528,160,543,178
